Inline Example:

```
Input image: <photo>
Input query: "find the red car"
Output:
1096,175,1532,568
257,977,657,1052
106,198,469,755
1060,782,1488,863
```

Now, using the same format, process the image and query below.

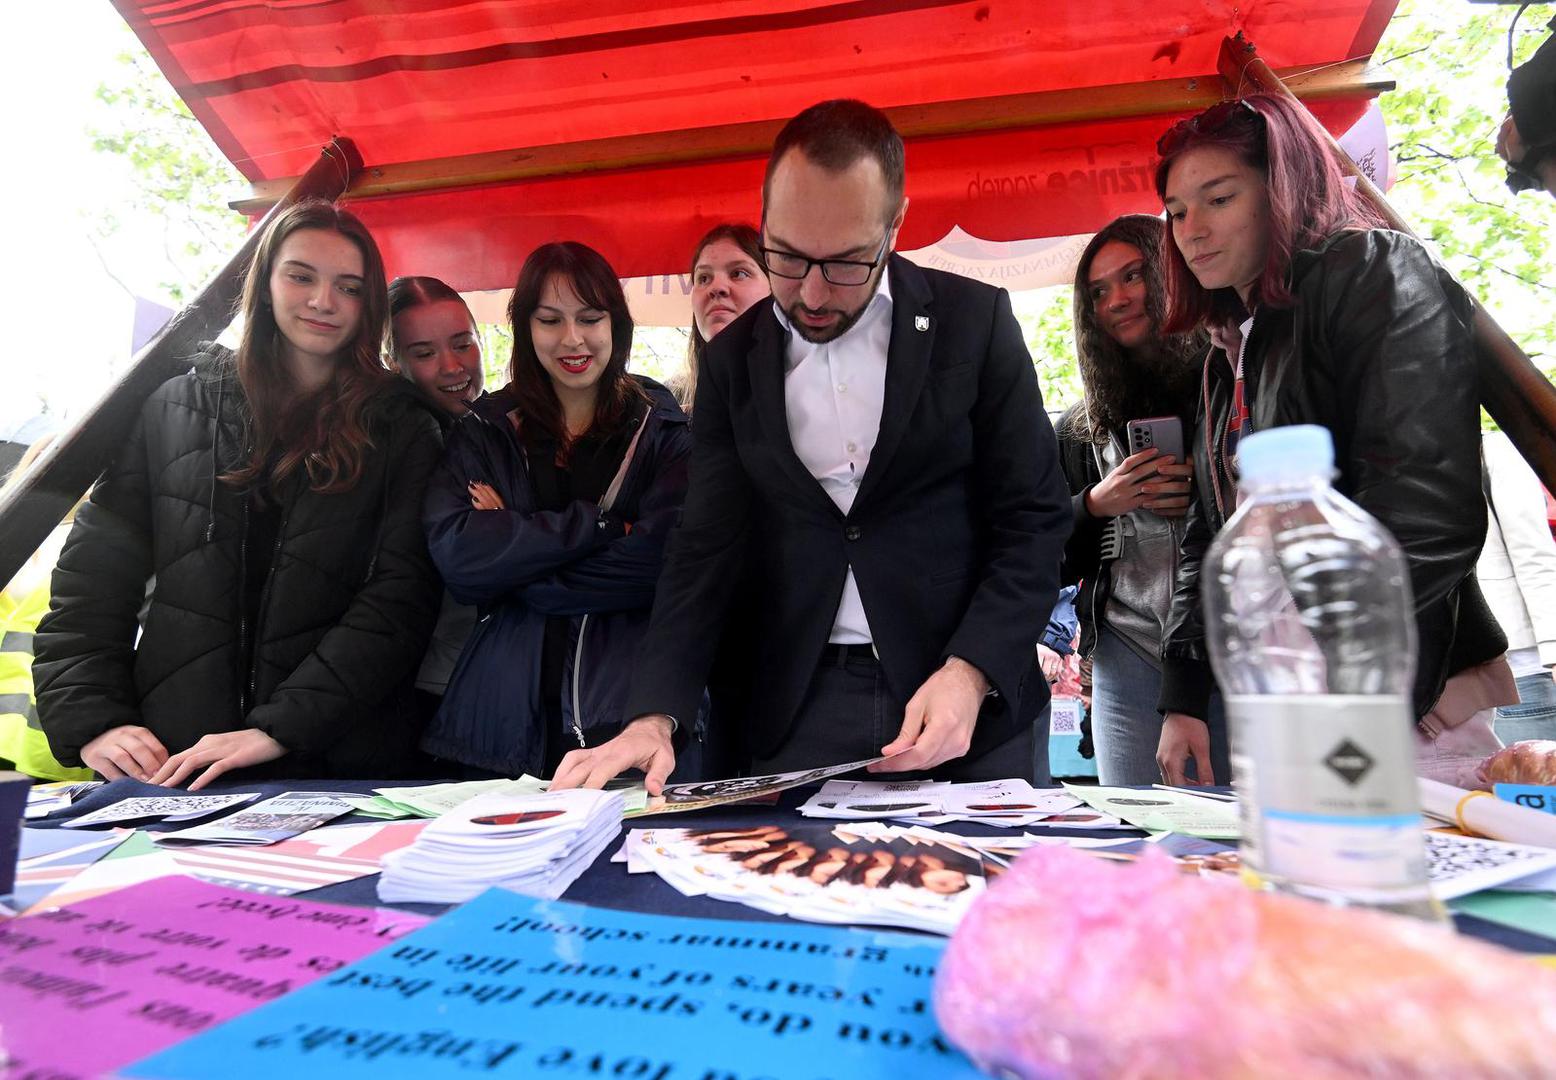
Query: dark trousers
751,646,1049,784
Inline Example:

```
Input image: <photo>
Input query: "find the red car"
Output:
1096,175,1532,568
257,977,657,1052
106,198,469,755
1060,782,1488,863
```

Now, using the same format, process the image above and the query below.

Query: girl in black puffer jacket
35,199,442,788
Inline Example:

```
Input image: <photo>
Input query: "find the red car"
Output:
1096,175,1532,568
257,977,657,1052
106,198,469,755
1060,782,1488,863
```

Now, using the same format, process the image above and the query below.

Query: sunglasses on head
1156,99,1264,157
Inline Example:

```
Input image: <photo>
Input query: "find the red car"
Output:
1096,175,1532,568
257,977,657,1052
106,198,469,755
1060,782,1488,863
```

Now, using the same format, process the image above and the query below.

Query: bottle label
1228,694,1429,897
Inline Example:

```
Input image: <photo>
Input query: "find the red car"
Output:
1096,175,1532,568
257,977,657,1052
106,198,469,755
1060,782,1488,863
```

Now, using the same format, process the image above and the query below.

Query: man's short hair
763,99,906,218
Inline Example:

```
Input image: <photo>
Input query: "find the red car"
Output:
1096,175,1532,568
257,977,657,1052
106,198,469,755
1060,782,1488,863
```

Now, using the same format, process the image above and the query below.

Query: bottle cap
1238,425,1334,485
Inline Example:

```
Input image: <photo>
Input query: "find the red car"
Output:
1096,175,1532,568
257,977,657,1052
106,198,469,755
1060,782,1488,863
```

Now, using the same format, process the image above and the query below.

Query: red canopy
113,0,1397,289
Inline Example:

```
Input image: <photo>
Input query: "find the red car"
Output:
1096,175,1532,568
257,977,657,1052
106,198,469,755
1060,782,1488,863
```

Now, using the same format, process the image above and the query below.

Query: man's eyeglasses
760,234,890,286
1156,99,1264,157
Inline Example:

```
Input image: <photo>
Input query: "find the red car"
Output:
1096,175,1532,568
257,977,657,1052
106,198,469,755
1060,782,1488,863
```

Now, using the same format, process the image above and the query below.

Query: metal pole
1217,33,1556,491
0,138,364,588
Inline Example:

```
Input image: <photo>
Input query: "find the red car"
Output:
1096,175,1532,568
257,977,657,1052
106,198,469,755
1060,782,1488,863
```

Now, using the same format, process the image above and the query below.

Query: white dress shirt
776,273,893,644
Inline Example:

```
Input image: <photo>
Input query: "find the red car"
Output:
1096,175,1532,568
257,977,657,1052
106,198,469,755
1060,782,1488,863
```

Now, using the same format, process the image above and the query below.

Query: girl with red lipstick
1153,94,1506,789
1056,214,1219,786
673,223,769,410
35,199,443,788
422,242,696,780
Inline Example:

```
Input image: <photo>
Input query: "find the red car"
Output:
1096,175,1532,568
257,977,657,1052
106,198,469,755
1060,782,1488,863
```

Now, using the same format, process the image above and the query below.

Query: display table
23,776,1556,953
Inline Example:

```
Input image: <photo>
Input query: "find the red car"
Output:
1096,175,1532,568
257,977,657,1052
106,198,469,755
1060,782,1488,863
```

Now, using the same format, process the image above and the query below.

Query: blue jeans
1495,671,1556,745
1092,626,1230,786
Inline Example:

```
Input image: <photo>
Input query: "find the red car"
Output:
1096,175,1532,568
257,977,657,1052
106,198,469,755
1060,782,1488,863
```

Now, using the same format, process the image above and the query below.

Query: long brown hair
1062,214,1203,445
505,242,644,455
223,198,391,494
683,222,763,409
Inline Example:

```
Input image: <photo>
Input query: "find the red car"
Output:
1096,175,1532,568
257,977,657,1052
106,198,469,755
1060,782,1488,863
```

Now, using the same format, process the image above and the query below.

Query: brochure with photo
625,822,989,934
629,755,894,817
62,792,261,829
153,792,357,846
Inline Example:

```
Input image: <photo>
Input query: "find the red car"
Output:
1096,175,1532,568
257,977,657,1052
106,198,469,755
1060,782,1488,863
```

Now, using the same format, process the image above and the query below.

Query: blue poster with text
124,889,984,1080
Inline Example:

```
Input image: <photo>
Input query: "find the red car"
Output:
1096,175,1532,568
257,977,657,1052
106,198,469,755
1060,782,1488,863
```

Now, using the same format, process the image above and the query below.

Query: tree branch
1379,44,1433,66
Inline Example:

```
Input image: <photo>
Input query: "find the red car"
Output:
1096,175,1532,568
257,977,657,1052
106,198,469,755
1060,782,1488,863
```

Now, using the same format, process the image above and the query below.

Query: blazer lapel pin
914,315,930,332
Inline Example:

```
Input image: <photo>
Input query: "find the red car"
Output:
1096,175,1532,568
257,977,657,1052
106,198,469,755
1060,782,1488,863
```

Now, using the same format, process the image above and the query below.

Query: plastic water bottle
1204,425,1441,920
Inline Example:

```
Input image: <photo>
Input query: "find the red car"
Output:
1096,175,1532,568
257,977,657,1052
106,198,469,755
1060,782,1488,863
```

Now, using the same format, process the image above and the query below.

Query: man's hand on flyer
870,656,988,773
551,715,677,795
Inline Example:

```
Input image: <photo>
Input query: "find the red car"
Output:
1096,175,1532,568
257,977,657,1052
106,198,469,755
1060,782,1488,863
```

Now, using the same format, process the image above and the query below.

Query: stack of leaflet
25,780,103,819
342,777,548,819
378,788,623,903
798,778,1126,829
621,821,993,934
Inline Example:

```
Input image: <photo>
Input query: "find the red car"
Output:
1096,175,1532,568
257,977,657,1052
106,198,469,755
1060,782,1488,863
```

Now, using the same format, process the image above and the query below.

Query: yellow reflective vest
0,567,92,781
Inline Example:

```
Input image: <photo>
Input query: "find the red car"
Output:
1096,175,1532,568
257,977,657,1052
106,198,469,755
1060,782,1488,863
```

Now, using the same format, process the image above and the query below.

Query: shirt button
836,383,847,393
846,441,858,453
845,525,861,541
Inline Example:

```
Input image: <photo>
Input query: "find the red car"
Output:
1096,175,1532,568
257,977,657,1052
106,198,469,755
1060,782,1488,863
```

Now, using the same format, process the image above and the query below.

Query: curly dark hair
1061,214,1204,446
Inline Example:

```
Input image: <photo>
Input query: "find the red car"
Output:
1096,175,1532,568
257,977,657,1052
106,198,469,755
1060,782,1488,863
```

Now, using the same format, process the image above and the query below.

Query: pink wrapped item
1479,739,1556,787
934,846,1556,1079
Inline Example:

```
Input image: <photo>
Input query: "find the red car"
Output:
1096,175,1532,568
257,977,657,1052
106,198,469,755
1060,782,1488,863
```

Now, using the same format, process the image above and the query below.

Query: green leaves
89,49,247,302
1377,0,1555,372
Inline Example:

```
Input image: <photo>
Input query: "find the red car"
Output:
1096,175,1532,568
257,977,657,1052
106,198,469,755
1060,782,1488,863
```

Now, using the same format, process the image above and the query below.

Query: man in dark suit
552,99,1070,792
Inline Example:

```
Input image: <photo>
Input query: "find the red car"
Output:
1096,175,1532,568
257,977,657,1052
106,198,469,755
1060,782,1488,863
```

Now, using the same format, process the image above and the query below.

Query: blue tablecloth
25,776,1556,953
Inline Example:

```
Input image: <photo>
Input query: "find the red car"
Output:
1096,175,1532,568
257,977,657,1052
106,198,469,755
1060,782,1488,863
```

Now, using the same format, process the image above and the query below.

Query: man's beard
783,266,886,344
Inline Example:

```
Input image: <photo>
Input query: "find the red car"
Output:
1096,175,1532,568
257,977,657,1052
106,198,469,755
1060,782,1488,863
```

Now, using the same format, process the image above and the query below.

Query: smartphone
1126,416,1185,466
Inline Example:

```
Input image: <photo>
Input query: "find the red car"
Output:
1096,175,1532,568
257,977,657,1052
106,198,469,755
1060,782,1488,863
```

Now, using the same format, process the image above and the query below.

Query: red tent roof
114,0,1398,289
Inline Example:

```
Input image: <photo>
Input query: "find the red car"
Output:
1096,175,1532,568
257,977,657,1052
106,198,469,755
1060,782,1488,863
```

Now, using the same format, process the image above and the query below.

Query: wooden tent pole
0,138,364,589
1217,33,1556,491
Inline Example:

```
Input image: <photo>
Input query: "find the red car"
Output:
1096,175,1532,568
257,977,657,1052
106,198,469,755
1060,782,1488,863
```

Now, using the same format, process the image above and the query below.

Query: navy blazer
625,255,1071,765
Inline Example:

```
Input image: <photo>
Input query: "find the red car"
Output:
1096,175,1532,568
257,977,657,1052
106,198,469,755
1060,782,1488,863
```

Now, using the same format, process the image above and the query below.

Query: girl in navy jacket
422,242,693,777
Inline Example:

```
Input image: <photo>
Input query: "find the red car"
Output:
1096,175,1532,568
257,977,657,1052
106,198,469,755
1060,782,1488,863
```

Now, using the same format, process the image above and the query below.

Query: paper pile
378,788,624,903
621,821,998,934
343,776,547,818
797,778,1125,829
25,779,103,819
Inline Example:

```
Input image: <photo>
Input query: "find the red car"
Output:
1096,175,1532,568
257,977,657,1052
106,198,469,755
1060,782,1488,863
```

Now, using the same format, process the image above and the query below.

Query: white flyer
153,792,357,846
61,792,261,829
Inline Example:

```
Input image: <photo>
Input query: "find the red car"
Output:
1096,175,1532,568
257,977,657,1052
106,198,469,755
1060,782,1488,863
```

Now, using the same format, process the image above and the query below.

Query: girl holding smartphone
1056,214,1224,786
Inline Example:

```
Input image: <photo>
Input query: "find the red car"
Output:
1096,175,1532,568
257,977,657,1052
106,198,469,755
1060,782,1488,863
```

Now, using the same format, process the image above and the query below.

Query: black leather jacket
1158,229,1506,720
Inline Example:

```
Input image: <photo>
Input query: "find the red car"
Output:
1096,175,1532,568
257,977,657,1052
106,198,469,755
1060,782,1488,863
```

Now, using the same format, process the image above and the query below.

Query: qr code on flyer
1425,831,1556,899
1049,698,1083,736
